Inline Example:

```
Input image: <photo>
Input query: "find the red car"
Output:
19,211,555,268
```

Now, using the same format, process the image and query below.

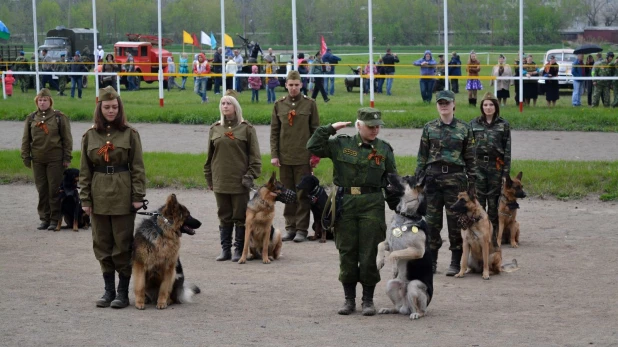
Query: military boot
95,272,116,308
110,274,130,309
293,230,308,243
338,283,356,315
37,222,50,230
281,229,296,241
231,226,245,262
361,285,376,316
445,250,463,276
431,250,438,274
216,226,233,261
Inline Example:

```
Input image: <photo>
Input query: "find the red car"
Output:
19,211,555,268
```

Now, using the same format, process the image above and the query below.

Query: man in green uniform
592,52,614,107
307,108,398,316
611,54,618,108
416,90,476,276
270,70,320,242
56,53,68,96
14,51,30,93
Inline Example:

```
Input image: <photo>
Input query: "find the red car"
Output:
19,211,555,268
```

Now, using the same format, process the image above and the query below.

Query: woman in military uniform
80,86,146,309
204,90,261,262
307,107,398,317
470,92,511,243
21,88,73,230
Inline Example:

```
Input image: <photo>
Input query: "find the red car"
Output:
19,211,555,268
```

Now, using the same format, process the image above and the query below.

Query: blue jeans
235,76,243,92
385,72,395,95
572,79,584,106
70,76,82,98
251,89,259,102
195,77,208,101
180,76,187,89
420,78,435,103
376,78,384,93
267,86,276,103
325,70,335,95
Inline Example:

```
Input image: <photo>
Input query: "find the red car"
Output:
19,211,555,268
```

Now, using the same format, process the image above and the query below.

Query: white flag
201,31,211,46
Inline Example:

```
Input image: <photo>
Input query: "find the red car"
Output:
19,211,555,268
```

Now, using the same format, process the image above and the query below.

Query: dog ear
467,185,477,201
504,175,513,188
516,171,523,181
269,172,276,184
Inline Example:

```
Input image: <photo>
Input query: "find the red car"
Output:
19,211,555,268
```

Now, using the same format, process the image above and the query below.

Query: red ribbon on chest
224,131,235,140
97,142,115,162
367,148,385,165
288,110,296,126
35,121,49,134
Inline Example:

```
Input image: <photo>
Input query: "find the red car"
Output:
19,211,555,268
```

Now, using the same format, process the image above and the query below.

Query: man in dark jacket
213,48,223,94
381,48,400,96
70,54,88,99
322,48,341,96
448,52,462,93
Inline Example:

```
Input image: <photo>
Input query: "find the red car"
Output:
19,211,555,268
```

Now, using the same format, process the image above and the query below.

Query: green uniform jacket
270,94,320,165
204,119,262,194
470,116,511,176
79,125,146,215
593,60,615,86
307,125,397,188
21,109,73,164
416,117,477,182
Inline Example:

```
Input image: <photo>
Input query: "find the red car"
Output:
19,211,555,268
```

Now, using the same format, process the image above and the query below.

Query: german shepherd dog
56,168,90,231
296,174,334,243
376,174,433,320
498,172,526,248
238,172,283,264
132,194,202,310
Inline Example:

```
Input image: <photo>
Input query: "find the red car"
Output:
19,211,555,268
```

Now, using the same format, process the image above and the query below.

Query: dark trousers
91,213,136,277
70,76,83,98
41,71,59,91
214,77,222,94
279,164,312,233
311,78,328,101
420,79,435,103
33,160,64,223
451,76,460,93
214,192,250,228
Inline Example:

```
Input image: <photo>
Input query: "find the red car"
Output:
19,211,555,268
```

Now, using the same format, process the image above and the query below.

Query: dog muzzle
276,188,297,205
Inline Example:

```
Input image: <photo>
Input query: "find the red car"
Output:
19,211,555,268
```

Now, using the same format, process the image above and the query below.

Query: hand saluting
332,122,351,131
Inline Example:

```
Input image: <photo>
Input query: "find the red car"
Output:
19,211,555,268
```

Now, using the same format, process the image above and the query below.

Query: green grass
2,150,616,201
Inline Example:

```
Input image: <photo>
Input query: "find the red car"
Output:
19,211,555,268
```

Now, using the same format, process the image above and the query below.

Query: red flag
320,36,327,55
192,33,200,48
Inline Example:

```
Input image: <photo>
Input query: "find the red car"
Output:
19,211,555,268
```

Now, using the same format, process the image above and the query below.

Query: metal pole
157,0,164,107
92,0,99,102
292,0,298,71
32,0,40,92
443,0,449,91
2,72,6,99
368,0,374,107
519,0,523,112
221,0,227,92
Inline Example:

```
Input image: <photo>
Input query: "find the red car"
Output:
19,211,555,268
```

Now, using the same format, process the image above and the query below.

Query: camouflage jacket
416,117,476,182
14,56,29,71
593,60,614,85
470,116,511,176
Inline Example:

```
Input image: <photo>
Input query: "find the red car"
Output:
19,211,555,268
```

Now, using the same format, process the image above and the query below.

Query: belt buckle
351,187,361,195
106,166,114,175
441,165,448,174
483,156,490,162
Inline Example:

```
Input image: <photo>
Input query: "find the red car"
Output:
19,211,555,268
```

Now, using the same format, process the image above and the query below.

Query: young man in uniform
416,90,477,276
307,107,398,316
270,70,320,242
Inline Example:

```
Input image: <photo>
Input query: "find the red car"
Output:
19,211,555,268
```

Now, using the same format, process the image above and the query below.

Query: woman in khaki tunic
80,86,146,309
204,90,261,262
21,88,73,230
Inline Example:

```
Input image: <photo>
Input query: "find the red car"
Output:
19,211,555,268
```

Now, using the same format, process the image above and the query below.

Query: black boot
472,98,477,107
468,98,473,106
231,226,245,262
110,274,130,308
431,250,438,274
95,272,116,307
216,226,233,261
445,250,463,276
361,285,376,316
338,283,356,315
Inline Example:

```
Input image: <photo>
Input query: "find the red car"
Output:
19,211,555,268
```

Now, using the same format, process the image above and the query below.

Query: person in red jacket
4,70,15,96
248,65,262,103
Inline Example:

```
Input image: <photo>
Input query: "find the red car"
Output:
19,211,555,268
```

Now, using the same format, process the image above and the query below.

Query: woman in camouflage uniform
80,86,146,309
470,92,511,243
204,90,262,262
21,88,73,230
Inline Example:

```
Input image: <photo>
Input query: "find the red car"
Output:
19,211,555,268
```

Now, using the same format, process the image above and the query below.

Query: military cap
287,70,301,81
481,92,498,102
99,86,119,101
357,107,384,126
19,51,25,56
37,88,52,98
436,90,455,102
224,89,239,99
607,52,614,58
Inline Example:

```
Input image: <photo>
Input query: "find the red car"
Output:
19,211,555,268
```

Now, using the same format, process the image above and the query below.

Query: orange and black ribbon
288,110,296,126
97,142,115,162
224,131,235,140
367,149,385,165
496,157,504,171
35,121,49,134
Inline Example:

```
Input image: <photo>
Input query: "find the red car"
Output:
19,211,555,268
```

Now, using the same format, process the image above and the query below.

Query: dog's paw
510,242,519,248
238,257,247,264
378,308,393,314
319,239,326,243
376,259,385,270
262,258,271,264
135,302,145,310
156,302,168,309
482,273,490,280
409,312,424,320
454,272,465,278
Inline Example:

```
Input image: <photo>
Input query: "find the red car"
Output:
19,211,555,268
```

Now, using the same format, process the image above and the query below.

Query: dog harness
498,195,519,217
308,185,325,204
456,213,482,230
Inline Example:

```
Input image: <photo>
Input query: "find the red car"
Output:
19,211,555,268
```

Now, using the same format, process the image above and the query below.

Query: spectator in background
310,51,330,103
178,53,189,90
166,56,182,91
376,58,385,94
466,50,483,107
585,55,594,106
297,53,309,96
265,56,279,104
194,53,211,104
14,51,30,93
413,50,437,103
433,54,447,94
225,56,237,90
491,54,513,106
265,48,277,64
3,70,14,96
571,53,584,106
523,55,539,107
233,50,244,93
448,52,462,93
363,60,377,94
70,53,87,98
96,45,105,62
543,55,560,108
101,53,119,90
40,49,59,92
381,48,399,96
213,48,223,94
248,65,262,103
322,48,341,96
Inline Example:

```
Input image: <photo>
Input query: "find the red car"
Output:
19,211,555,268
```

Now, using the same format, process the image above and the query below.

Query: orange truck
114,41,172,89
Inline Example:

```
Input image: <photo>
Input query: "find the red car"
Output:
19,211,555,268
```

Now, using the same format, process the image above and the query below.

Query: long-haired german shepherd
238,172,283,264
132,194,202,310
56,168,90,231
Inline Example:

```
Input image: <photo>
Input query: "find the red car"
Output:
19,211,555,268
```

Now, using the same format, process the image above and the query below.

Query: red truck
114,41,172,90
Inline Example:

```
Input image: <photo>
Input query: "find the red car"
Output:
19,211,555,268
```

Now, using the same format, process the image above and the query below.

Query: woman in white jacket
491,54,513,106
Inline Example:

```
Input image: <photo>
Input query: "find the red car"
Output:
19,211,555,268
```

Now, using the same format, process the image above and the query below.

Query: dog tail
501,259,520,273
178,283,200,303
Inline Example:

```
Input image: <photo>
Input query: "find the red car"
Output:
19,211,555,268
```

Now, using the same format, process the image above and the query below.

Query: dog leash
136,211,170,224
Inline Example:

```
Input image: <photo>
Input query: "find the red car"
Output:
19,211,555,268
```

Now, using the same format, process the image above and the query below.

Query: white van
538,48,576,90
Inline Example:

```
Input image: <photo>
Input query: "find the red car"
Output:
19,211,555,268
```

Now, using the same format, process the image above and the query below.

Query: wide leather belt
477,155,503,163
426,164,464,175
342,186,382,195
93,164,129,174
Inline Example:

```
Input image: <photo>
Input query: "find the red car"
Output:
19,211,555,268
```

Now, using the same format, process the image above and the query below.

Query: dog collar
392,214,426,237
500,195,520,210
136,211,171,225
308,185,324,204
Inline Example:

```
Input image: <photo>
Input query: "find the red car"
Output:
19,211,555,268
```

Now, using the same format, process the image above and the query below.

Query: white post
157,0,164,106
519,0,523,112
32,0,40,92
221,0,226,92
2,72,6,99
360,76,364,105
116,74,121,95
368,0,374,107
443,0,449,91
292,0,298,71
92,0,99,101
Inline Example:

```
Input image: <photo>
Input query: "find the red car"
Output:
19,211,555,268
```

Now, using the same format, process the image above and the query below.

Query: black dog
296,175,333,243
56,168,90,231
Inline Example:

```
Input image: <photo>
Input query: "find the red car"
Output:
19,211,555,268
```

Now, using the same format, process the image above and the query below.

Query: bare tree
584,0,606,26
603,0,618,26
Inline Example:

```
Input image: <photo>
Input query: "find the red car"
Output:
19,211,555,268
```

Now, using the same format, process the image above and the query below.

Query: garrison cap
224,89,239,99
481,92,498,102
287,70,301,81
37,88,52,98
99,86,119,102
357,107,384,126
436,90,455,102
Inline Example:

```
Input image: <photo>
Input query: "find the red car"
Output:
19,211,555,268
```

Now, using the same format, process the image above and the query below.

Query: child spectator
248,65,262,103
4,70,15,97
265,58,279,103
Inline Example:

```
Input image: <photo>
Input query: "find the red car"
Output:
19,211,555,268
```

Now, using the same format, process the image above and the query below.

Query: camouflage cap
224,89,239,99
99,86,119,102
37,88,52,98
287,70,301,81
436,90,455,102
357,107,384,126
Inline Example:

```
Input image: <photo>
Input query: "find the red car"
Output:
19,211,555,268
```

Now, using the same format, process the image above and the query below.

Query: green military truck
38,26,98,64
0,45,24,71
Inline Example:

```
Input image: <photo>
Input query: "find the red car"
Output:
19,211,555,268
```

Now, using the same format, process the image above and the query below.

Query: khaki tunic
270,94,320,165
79,125,146,215
204,119,262,194
21,109,73,164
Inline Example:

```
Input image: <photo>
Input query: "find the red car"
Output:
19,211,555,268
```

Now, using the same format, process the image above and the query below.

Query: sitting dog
132,194,202,310
56,168,90,231
498,171,526,248
376,173,433,320
296,174,334,243
238,172,283,264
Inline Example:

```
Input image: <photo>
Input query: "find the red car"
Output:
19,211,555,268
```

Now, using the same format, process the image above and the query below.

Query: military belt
342,186,382,195
93,164,129,175
426,164,464,175
477,155,503,163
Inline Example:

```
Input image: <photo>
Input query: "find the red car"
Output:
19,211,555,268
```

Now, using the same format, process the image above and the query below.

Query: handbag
267,77,280,88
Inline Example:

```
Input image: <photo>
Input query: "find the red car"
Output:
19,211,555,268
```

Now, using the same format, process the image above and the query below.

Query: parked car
538,48,576,92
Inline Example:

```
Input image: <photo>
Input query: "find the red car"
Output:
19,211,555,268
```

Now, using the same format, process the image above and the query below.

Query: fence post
2,72,6,100
360,76,363,105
